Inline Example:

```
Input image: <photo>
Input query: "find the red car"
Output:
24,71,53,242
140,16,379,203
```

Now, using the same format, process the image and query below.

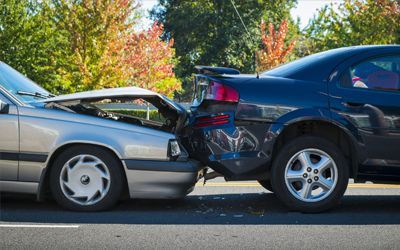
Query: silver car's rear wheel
60,154,111,206
50,145,123,211
284,149,338,202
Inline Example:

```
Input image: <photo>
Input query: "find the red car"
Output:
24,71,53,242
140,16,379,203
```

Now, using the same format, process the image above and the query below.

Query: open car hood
43,87,158,102
41,87,187,135
41,87,185,113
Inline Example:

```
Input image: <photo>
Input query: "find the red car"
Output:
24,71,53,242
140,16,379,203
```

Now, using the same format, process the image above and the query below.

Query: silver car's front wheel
60,154,111,206
50,146,123,211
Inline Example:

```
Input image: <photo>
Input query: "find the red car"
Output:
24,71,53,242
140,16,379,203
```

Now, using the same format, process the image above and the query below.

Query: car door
0,91,19,181
329,53,400,171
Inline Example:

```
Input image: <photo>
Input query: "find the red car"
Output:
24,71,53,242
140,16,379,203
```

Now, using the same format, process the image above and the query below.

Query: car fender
36,139,125,201
267,108,366,175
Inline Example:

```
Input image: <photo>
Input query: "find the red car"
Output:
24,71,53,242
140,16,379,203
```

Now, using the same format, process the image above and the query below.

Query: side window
340,55,400,92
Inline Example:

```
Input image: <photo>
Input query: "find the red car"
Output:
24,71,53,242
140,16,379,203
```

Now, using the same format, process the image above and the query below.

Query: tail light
205,81,239,102
194,114,230,128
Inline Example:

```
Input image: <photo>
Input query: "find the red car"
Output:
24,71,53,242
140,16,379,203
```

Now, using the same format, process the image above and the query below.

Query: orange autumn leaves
66,0,292,96
127,19,296,93
103,17,293,96
38,0,180,97
125,19,295,94
257,19,296,71
125,22,181,98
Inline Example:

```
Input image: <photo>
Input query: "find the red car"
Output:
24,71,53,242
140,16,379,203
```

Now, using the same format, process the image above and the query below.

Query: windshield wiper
17,91,55,99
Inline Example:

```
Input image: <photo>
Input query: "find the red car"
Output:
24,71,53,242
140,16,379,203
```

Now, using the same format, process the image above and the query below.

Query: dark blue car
186,45,400,212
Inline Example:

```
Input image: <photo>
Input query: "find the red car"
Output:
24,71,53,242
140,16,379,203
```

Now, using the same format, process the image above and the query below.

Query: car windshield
262,47,349,77
0,62,52,103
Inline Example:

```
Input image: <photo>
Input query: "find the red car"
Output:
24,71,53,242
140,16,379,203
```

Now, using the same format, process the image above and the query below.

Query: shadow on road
1,193,400,225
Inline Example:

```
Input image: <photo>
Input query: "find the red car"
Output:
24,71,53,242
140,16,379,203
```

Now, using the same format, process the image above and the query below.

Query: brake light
205,81,239,102
194,114,230,128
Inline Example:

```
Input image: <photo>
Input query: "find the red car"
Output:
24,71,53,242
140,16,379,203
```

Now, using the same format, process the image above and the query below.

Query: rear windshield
262,48,350,78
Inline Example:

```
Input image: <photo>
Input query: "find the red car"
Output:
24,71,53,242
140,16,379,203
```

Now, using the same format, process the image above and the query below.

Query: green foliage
53,0,138,92
151,0,299,100
2,0,398,101
301,0,400,56
0,0,71,93
1,0,139,94
155,76,181,99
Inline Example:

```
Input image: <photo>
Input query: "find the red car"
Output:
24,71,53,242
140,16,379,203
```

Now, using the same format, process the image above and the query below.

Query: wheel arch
270,117,363,178
37,141,129,201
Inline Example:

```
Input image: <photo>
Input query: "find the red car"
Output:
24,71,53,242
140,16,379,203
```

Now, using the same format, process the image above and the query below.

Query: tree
52,0,139,92
0,0,69,93
0,0,140,94
257,19,296,71
124,21,181,118
302,0,400,56
151,0,298,100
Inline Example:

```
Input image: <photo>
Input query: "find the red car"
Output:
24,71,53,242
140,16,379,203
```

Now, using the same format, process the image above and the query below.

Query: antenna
229,0,259,78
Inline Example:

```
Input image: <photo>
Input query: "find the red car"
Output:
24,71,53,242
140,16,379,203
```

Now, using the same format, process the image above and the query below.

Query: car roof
262,45,400,82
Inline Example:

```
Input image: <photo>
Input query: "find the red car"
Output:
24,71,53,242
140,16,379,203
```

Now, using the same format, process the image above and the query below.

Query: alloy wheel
284,148,338,202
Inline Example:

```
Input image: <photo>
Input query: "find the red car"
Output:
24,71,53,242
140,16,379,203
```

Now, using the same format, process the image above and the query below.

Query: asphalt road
1,178,400,249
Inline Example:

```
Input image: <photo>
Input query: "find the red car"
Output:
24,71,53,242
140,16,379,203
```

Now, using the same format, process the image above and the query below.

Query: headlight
169,140,181,157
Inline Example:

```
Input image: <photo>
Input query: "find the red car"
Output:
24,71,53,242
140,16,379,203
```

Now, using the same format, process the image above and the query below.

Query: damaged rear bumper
123,159,203,199
188,122,277,179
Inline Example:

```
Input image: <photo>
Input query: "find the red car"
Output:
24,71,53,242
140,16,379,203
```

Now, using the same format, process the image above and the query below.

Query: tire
271,136,349,213
258,180,273,193
50,145,124,211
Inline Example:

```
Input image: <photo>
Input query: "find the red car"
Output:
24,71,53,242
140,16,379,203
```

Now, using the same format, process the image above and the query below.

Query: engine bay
44,96,184,133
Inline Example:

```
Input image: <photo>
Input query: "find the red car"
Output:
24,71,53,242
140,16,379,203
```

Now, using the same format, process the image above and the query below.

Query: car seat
367,70,399,91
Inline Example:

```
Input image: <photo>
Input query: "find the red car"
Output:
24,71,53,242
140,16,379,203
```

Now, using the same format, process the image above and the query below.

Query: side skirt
0,181,38,194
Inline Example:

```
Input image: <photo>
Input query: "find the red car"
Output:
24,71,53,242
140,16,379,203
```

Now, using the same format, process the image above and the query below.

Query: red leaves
257,19,296,71
124,21,181,98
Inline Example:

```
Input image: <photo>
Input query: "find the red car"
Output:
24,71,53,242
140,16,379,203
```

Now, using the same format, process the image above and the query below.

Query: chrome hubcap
60,155,111,206
284,149,338,202
80,175,90,185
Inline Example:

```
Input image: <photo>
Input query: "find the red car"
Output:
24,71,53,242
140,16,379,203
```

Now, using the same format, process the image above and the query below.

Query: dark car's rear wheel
50,145,123,211
271,136,349,213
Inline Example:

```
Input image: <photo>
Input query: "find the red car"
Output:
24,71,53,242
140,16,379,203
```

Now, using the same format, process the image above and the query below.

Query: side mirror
0,100,9,114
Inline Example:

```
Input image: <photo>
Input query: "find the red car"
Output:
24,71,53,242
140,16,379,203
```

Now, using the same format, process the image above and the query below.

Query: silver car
0,61,202,211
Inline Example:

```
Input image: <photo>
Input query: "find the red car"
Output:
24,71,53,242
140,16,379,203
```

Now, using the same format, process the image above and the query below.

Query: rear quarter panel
189,76,332,178
232,76,331,123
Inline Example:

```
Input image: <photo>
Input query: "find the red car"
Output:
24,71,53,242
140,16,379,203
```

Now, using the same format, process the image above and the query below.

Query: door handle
343,102,364,108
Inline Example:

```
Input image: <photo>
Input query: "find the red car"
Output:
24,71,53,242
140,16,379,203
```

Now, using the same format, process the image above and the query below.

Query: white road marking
0,224,79,228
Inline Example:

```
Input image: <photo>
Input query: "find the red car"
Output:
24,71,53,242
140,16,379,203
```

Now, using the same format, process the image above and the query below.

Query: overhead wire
229,0,260,77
